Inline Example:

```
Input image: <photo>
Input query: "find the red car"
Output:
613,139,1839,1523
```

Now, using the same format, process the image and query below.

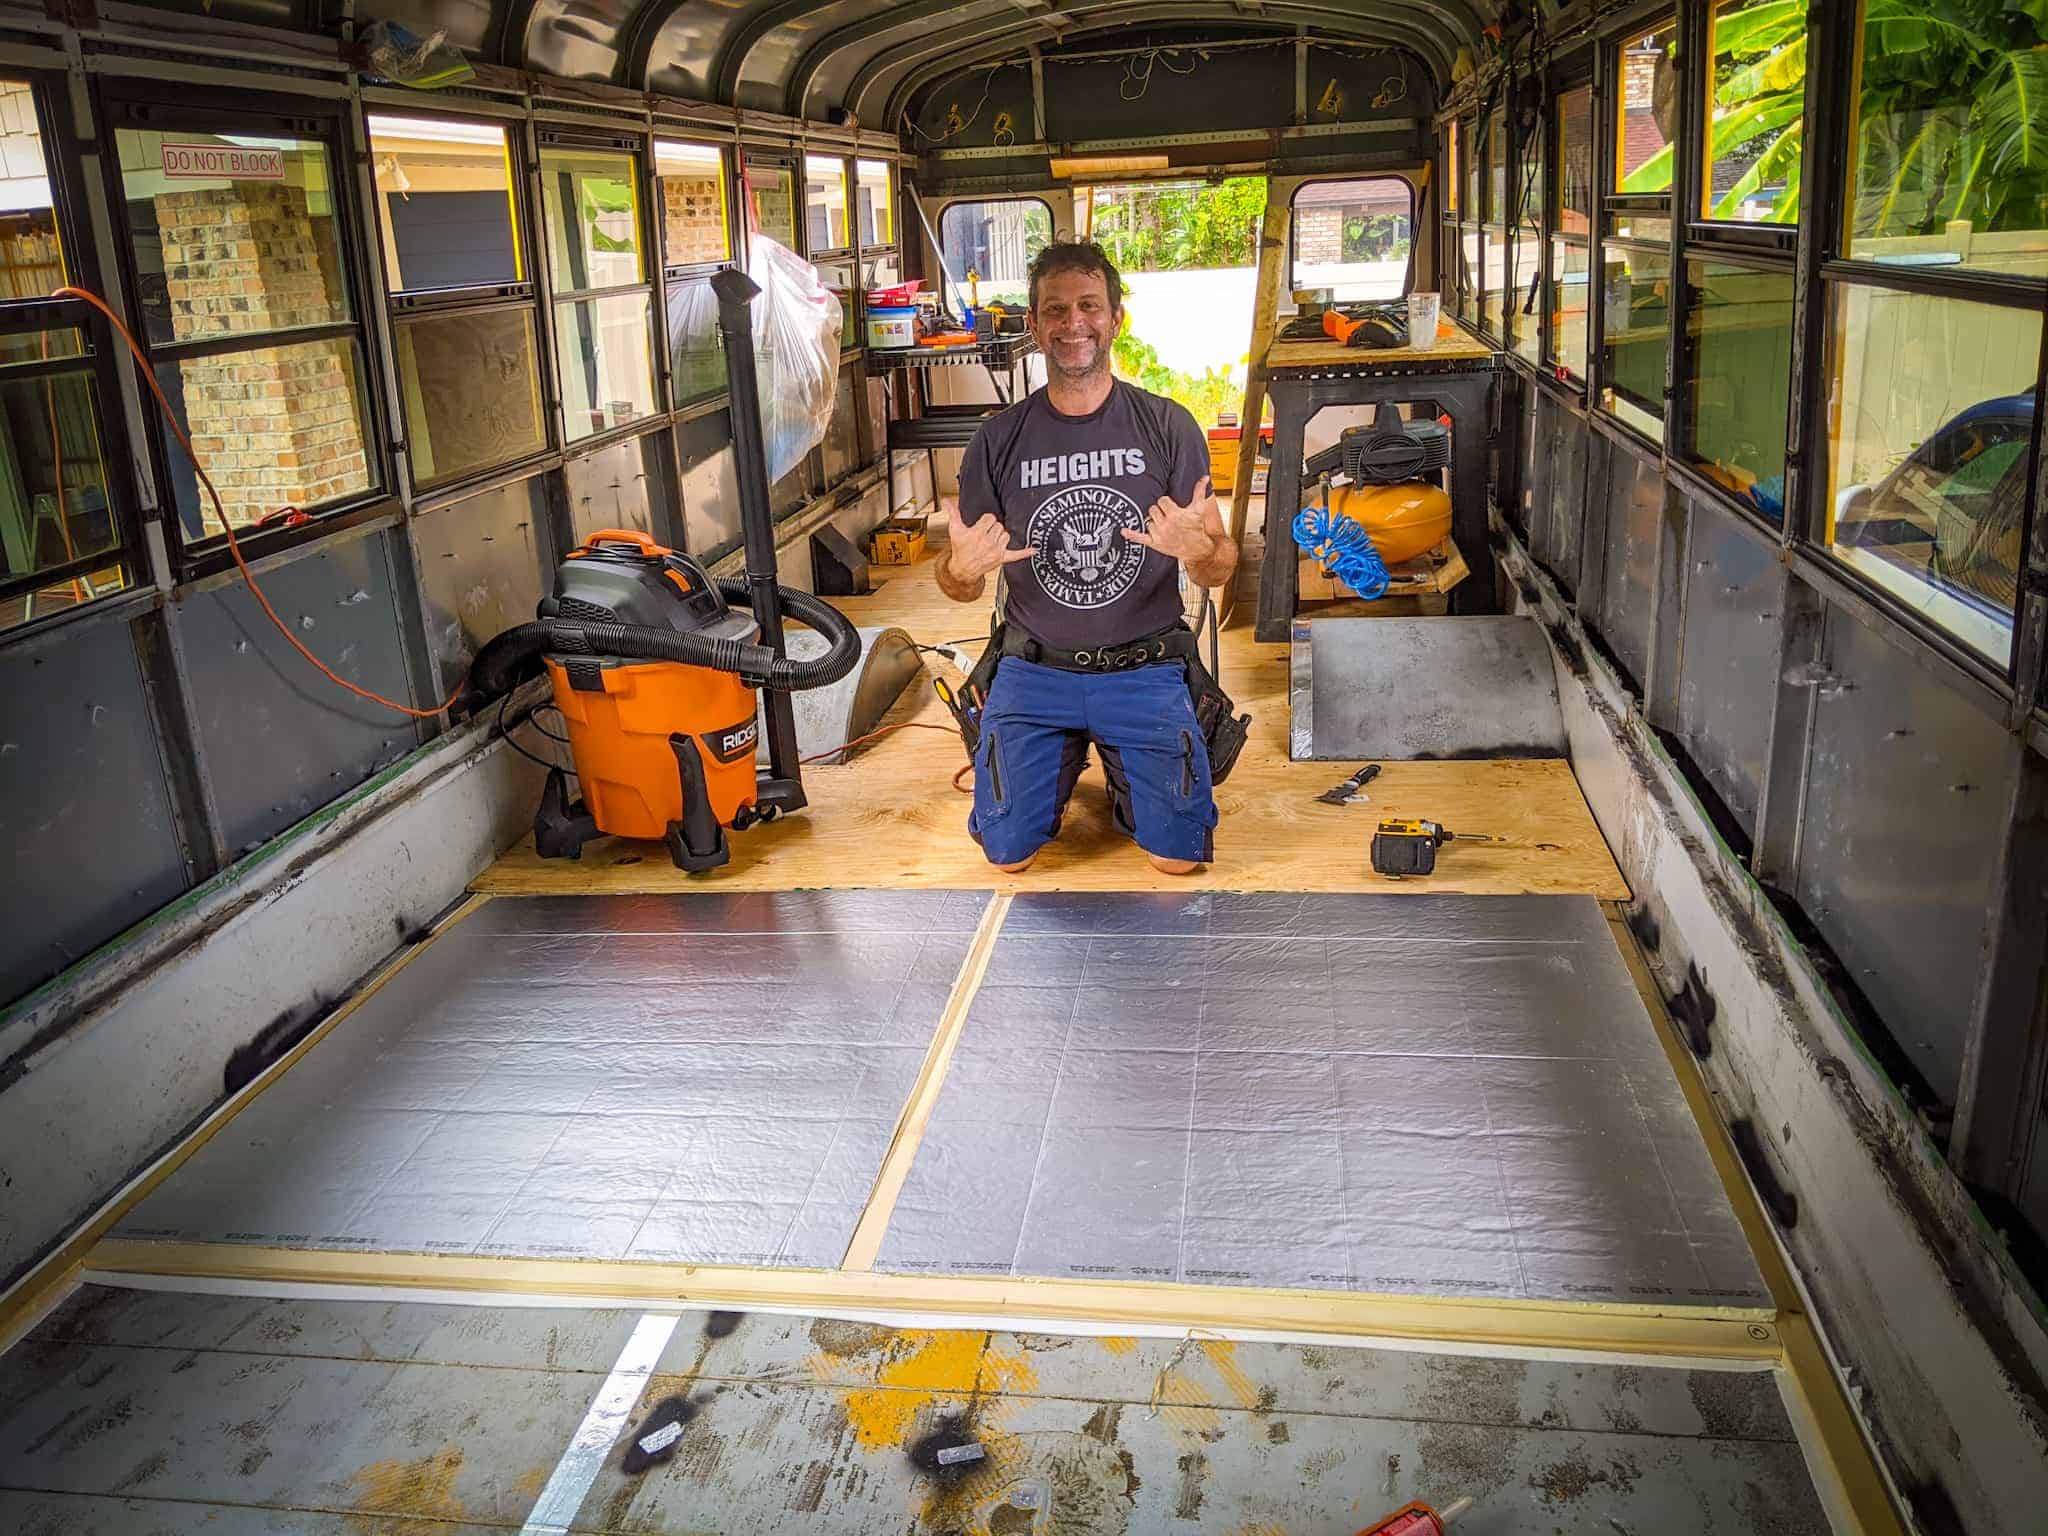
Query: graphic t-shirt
957,380,1210,650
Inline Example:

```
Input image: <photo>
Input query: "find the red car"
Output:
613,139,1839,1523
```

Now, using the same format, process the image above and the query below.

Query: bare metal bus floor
0,1285,1829,1534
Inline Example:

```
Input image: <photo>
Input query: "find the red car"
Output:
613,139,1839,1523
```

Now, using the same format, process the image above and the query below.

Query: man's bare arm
1188,531,1239,591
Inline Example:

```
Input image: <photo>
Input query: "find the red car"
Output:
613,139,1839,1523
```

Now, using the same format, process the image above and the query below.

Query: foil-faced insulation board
115,891,989,1267
876,892,1767,1308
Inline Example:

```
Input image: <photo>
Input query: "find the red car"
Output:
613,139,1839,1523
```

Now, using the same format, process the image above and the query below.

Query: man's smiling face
1029,266,1119,384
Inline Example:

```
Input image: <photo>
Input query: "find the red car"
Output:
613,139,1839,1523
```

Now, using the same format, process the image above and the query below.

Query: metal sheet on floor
877,893,1768,1308
0,1286,1829,1534
1290,615,1568,760
113,891,990,1268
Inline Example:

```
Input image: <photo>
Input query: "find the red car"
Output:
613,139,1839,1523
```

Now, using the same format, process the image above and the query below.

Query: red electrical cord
57,284,461,720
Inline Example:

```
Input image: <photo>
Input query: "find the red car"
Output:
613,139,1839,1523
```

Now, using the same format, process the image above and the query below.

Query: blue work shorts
968,657,1218,866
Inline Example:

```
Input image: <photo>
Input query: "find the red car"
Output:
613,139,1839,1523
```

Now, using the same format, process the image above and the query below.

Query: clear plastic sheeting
115,891,987,1267
877,892,1770,1309
747,234,843,483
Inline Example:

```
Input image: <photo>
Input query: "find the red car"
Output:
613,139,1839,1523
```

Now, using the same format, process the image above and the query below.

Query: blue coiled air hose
1292,503,1390,600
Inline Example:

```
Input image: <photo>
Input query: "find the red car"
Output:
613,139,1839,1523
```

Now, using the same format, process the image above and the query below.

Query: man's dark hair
1027,240,1123,314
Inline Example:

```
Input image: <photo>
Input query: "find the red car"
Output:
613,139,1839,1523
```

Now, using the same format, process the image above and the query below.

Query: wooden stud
83,1239,1780,1363
1221,178,1296,628
841,893,1011,1271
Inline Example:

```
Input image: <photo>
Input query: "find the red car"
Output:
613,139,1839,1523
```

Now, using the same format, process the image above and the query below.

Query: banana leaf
1631,92,1803,193
1863,0,2006,59
1712,122,1804,218
1973,47,2048,178
1856,111,1963,237
1710,0,1809,57
1766,154,1803,224
1716,36,1806,106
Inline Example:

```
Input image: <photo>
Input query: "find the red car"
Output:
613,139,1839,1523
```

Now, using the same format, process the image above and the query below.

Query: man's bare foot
994,855,1037,873
1146,852,1201,875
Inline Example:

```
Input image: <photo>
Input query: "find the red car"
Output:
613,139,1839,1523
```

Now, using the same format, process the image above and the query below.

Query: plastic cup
1407,292,1442,350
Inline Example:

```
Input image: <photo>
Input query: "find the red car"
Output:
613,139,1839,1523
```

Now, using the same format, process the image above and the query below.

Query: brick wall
661,172,726,266
156,182,369,532
1298,205,1344,265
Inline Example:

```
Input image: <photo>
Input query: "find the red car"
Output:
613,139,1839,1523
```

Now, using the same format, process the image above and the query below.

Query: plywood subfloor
477,521,1627,900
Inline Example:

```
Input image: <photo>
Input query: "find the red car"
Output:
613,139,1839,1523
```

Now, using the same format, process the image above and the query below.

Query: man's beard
1046,334,1110,383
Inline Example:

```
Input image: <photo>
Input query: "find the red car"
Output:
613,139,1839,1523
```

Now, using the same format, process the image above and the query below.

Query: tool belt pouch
1185,653,1250,786
970,620,1251,786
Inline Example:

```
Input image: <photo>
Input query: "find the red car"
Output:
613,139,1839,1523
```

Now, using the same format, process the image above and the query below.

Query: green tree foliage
1624,0,2048,237
1111,326,1242,427
1093,177,1270,272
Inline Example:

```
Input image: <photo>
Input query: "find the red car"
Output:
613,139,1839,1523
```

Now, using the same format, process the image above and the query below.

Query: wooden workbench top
1263,324,1497,374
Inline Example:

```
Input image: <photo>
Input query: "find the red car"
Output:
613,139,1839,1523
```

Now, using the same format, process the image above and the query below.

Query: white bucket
865,304,918,349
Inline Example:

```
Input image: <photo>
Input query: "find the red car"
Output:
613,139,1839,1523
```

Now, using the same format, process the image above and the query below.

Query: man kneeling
936,240,1239,874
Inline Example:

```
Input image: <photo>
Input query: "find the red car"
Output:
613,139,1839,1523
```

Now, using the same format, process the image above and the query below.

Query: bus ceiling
436,3,1493,148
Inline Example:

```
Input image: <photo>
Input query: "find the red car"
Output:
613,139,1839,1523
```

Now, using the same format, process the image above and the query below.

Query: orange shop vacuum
461,269,860,873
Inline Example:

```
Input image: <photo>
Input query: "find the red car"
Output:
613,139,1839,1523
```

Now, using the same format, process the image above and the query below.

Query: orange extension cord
57,284,460,719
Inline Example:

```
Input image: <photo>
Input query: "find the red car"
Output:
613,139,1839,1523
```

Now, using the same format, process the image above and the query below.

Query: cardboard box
869,515,928,565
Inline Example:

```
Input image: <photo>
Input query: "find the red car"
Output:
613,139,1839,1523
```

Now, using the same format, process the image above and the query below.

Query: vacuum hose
463,580,861,710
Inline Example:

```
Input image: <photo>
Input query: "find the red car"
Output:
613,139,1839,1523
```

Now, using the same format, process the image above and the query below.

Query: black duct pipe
711,265,804,788
462,580,860,708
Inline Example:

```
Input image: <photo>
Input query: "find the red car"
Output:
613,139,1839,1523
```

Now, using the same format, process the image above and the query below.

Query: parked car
1833,393,2034,624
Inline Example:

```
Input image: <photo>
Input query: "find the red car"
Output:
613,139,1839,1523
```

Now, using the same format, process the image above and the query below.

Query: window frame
368,107,553,499
653,137,740,417
1479,103,1510,343
654,138,736,279
366,110,532,307
1794,3,2048,680
1543,64,1597,386
855,156,897,255
1673,245,1796,526
802,151,854,260
1594,17,1678,447
1688,0,1801,251
1451,115,1479,324
1811,266,2045,675
854,155,902,361
937,194,1055,318
534,128,661,452
737,150,800,256
0,72,147,635
1286,174,1418,304
98,83,391,578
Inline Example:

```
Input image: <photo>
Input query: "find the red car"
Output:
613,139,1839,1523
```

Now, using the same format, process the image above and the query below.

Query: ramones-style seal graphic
1027,484,1146,609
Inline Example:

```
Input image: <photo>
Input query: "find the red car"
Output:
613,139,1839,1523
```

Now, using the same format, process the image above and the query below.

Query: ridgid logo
1028,484,1146,610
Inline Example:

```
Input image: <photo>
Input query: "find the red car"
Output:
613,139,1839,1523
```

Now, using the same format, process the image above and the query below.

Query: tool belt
965,619,1251,785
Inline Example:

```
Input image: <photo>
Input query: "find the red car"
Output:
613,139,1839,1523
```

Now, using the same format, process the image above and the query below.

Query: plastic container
1407,291,1442,351
865,304,919,349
